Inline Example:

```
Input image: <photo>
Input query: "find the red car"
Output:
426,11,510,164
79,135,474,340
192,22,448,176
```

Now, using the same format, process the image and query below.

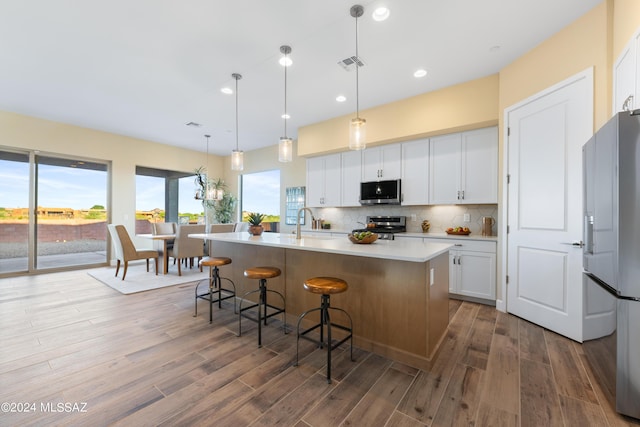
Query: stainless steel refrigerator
582,110,640,420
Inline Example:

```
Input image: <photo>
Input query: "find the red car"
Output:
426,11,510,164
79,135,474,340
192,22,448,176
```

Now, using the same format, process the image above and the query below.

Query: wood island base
210,240,449,370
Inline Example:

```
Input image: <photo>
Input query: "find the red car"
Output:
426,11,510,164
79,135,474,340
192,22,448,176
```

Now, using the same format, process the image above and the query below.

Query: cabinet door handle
461,190,465,200
457,190,460,200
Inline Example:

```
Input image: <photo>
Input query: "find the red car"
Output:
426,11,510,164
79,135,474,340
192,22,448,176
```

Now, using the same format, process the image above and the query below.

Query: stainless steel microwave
359,179,401,205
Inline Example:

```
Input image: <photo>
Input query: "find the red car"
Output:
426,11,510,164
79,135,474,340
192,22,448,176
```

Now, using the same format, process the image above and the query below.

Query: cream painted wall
613,0,640,57
221,140,307,234
499,2,609,130
298,74,499,157
0,110,222,240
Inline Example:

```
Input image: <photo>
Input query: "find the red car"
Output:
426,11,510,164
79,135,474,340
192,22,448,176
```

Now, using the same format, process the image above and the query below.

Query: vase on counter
421,220,430,233
248,225,264,236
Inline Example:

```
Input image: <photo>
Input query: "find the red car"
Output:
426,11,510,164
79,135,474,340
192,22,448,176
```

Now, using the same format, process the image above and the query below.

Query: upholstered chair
151,221,176,254
107,224,159,280
167,224,206,276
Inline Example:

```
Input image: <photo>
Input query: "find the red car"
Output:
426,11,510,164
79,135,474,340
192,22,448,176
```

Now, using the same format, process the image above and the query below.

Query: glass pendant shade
349,117,367,150
278,137,293,162
205,182,216,201
231,149,244,171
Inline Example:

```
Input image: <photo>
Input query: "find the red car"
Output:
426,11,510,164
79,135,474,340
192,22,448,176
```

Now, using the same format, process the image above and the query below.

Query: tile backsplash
297,204,498,235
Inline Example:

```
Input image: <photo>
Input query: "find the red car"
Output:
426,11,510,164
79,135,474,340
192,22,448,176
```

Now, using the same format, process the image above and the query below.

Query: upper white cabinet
306,153,341,207
362,144,401,181
429,127,498,204
401,138,429,205
341,150,362,207
613,31,640,114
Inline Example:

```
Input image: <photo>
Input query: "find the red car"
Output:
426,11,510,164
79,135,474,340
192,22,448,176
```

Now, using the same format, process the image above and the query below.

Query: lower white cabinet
427,238,496,301
450,242,496,301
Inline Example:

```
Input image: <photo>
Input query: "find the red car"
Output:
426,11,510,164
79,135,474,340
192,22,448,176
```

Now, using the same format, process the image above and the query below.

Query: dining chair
151,221,176,253
107,224,159,280
167,224,206,276
207,223,235,256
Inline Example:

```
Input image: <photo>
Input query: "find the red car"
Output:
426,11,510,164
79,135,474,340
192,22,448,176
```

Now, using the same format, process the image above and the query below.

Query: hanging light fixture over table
278,45,293,163
203,135,224,201
231,73,244,171
349,4,366,151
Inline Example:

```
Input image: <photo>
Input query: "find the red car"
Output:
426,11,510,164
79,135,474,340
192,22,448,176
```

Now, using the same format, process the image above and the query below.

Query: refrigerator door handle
584,215,594,254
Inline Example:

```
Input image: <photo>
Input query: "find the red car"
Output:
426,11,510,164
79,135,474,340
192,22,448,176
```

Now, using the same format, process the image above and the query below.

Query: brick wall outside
0,220,153,243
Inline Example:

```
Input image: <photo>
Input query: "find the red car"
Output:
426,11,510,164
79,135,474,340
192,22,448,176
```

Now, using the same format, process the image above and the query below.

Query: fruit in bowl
446,226,471,235
348,231,378,244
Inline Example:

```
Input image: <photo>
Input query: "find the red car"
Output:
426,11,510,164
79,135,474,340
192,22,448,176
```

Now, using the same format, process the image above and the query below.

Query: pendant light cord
235,77,239,151
284,51,288,138
355,11,360,119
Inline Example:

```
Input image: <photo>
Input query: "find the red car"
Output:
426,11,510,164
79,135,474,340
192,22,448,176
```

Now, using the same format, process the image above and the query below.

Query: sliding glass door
0,150,30,274
0,148,110,275
34,155,109,270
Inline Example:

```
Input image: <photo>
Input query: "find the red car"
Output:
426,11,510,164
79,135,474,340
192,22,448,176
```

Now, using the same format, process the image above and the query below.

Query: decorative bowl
445,230,471,235
348,233,378,244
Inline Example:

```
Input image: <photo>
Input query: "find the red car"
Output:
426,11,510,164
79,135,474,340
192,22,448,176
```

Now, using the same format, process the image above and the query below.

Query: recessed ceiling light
336,95,347,102
372,7,390,21
281,114,290,119
279,57,292,67
221,87,233,95
414,69,427,78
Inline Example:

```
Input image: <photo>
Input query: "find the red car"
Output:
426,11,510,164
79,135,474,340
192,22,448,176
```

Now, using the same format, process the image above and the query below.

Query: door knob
561,241,584,247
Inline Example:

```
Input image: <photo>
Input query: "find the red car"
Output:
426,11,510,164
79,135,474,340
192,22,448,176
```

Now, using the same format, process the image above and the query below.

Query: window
135,167,202,233
0,149,109,275
241,170,280,231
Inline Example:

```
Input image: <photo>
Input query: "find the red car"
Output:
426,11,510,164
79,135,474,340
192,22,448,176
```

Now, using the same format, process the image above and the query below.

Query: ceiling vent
338,55,365,71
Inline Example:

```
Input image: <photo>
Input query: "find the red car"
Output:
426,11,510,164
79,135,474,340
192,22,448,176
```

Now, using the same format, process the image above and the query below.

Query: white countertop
190,232,452,263
293,228,498,242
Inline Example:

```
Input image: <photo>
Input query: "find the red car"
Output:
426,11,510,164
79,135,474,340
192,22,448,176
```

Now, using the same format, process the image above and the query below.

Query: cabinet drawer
425,238,496,253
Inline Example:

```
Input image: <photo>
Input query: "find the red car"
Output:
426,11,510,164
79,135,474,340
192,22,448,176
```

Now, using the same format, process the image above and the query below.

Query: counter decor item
348,231,378,244
421,220,430,233
481,216,494,236
446,226,471,235
246,212,266,236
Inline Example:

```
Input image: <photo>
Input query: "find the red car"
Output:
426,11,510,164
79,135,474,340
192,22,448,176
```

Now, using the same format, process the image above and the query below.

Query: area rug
88,261,208,294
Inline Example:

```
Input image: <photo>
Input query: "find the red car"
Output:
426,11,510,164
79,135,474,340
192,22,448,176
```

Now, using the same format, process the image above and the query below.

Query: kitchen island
190,231,452,370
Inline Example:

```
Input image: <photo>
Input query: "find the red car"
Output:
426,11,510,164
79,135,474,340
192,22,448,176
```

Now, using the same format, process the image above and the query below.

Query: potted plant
246,212,266,236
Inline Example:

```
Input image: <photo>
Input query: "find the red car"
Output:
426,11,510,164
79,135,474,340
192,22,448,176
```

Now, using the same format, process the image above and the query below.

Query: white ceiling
0,0,602,156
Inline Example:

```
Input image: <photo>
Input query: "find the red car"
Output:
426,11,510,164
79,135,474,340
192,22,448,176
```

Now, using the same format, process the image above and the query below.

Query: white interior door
506,69,593,342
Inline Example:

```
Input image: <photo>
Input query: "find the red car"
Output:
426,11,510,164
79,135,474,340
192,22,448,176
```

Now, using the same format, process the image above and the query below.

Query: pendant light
349,4,366,151
203,134,224,201
278,45,293,163
231,73,244,171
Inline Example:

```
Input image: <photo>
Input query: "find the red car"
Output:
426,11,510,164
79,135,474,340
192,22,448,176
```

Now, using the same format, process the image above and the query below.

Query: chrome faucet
296,207,315,239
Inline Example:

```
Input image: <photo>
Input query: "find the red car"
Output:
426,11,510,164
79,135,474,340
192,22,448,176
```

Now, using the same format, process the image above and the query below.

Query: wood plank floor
1,269,638,426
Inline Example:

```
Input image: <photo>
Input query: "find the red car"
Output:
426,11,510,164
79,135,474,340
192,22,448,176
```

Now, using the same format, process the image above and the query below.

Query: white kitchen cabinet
450,241,496,301
429,127,498,204
341,150,362,207
306,153,341,207
401,138,429,205
362,143,401,182
613,31,639,114
427,238,496,302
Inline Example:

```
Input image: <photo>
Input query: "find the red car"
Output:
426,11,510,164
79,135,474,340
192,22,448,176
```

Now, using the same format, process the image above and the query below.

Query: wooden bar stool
295,276,353,383
238,266,286,347
195,256,236,323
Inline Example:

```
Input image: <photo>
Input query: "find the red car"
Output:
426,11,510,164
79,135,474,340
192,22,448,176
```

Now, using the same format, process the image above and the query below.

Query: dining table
136,233,175,274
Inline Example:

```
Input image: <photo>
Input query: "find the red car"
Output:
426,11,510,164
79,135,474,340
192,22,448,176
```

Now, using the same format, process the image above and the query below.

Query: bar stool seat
295,276,353,383
195,256,236,323
238,266,286,347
